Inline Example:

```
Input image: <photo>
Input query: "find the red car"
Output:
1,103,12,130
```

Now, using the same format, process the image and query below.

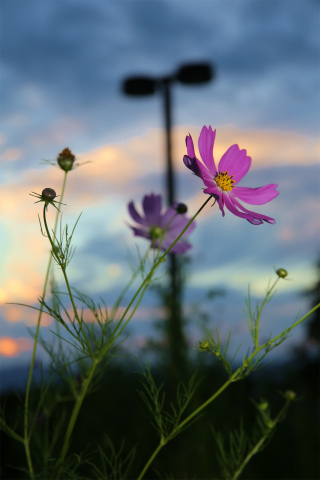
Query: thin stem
54,359,98,475
137,440,165,480
231,398,291,480
23,172,68,479
252,301,320,355
42,205,88,347
254,277,280,349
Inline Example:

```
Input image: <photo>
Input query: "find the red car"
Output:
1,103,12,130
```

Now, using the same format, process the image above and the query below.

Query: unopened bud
42,188,56,202
199,340,210,351
284,390,296,401
276,268,288,278
57,147,76,172
176,203,188,214
266,419,275,429
259,400,269,411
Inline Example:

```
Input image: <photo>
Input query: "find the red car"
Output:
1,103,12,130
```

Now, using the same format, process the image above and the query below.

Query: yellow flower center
150,226,163,240
214,171,235,192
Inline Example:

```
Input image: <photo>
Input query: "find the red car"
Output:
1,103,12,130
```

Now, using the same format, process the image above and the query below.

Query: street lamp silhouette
123,63,213,206
122,62,213,376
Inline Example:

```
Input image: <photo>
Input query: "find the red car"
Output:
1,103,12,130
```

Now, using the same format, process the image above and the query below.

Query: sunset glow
0,337,32,357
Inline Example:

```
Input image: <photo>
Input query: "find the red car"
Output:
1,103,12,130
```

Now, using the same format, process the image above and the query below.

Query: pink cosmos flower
183,126,279,225
128,193,195,254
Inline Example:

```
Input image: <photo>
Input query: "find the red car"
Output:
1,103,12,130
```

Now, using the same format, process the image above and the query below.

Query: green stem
251,300,320,357
54,359,98,475
176,377,234,434
137,439,165,480
42,205,88,347
23,172,68,479
231,398,291,480
254,277,280,349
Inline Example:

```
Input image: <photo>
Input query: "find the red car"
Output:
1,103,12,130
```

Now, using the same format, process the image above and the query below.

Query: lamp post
122,63,213,377
123,63,212,205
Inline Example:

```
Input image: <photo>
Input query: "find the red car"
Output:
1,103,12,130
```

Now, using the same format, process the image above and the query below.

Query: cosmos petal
183,155,202,178
223,194,257,222
233,184,279,205
161,236,192,254
170,217,196,237
203,186,226,216
128,202,147,226
130,226,150,238
218,145,251,183
142,194,162,225
231,196,276,224
198,125,217,175
186,134,196,158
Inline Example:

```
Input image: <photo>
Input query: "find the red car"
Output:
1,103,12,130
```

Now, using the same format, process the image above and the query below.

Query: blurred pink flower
183,126,279,225
128,193,195,254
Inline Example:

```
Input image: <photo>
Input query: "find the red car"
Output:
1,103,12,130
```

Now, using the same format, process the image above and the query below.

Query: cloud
0,337,33,357
0,148,22,162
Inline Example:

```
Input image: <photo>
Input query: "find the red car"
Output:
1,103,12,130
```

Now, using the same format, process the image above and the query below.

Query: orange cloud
0,337,32,357
2,305,53,327
67,305,167,324
0,148,22,162
1,271,45,304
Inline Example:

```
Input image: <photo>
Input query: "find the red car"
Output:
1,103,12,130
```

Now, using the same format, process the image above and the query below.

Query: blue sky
0,0,319,368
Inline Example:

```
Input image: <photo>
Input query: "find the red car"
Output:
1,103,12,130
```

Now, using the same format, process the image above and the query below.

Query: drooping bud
42,188,56,202
276,268,288,278
176,203,188,214
57,147,76,172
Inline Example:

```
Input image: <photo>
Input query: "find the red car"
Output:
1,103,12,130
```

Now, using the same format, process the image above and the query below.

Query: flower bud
57,147,76,172
259,400,269,411
276,268,288,278
266,419,275,429
176,203,188,214
284,390,296,401
199,340,210,351
52,245,60,255
42,188,56,202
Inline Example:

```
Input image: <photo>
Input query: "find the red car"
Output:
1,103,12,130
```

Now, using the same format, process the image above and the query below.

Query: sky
0,0,319,375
